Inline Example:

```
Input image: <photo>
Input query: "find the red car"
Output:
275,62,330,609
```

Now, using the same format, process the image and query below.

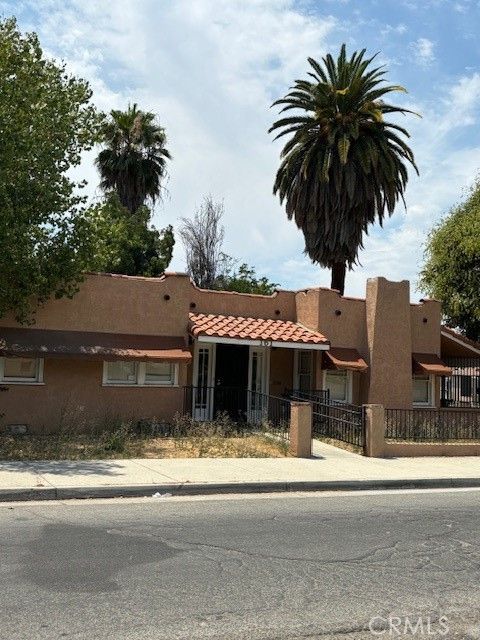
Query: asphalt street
1,489,480,639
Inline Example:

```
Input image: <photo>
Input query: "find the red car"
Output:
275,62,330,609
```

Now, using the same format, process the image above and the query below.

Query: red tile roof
189,313,328,346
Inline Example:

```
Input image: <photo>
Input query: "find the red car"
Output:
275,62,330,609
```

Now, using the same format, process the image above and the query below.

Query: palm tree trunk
330,262,346,295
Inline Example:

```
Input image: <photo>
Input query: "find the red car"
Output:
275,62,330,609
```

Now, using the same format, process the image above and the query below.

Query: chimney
366,277,412,409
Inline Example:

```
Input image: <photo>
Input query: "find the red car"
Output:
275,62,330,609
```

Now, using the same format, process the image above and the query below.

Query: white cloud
441,73,480,129
381,23,408,36
410,37,435,66
7,2,480,301
18,0,337,280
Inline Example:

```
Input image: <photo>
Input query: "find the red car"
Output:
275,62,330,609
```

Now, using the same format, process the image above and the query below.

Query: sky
4,0,480,297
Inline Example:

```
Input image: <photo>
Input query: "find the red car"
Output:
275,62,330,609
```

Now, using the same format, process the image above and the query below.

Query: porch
188,312,327,419
187,312,369,423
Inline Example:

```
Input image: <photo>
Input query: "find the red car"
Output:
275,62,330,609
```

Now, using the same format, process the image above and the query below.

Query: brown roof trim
412,353,452,376
441,326,480,355
323,348,368,372
0,328,191,362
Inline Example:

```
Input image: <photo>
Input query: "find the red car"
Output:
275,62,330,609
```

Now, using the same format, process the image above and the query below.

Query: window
412,374,433,406
145,362,175,385
105,361,138,384
324,370,351,403
296,350,313,392
103,361,177,386
0,357,43,383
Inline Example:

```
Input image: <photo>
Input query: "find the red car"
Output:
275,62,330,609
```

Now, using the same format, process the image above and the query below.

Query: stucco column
364,404,385,458
289,401,312,457
366,277,413,409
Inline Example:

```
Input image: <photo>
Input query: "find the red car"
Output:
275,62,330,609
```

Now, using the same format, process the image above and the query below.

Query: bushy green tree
419,179,480,341
270,44,418,295
0,18,102,322
86,196,174,277
215,262,278,295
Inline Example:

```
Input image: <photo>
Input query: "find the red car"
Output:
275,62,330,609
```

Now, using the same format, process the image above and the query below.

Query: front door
214,343,249,420
193,342,269,422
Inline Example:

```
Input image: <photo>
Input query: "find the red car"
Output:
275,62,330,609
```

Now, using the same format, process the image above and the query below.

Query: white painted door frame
192,341,216,420
247,345,270,423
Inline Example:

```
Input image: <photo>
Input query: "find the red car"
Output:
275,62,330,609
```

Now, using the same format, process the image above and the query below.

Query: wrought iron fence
258,392,291,441
312,401,364,447
385,407,480,441
183,386,291,440
285,389,330,403
441,358,480,408
288,390,364,447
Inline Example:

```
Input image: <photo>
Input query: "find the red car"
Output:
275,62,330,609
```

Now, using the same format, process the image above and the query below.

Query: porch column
289,401,312,457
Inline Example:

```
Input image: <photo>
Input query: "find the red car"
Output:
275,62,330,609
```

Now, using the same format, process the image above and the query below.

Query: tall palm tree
96,103,171,214
269,44,419,295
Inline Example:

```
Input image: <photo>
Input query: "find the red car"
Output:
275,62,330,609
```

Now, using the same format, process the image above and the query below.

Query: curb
2,477,480,502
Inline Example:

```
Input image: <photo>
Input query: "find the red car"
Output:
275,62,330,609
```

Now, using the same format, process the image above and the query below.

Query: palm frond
269,43,419,270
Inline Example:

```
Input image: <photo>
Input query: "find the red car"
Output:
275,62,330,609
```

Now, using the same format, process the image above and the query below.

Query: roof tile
189,313,328,346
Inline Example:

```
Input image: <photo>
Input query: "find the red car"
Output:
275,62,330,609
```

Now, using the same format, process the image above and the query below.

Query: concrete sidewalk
1,440,480,501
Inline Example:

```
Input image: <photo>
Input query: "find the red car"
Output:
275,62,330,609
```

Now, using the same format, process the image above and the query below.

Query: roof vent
164,294,171,301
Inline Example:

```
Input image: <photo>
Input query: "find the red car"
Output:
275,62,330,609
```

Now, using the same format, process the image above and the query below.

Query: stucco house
0,272,478,433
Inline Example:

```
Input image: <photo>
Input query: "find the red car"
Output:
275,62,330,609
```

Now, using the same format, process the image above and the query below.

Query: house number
260,340,272,347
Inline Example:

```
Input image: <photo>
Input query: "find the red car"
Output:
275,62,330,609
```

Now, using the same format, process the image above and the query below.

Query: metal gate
312,399,364,447
290,391,365,448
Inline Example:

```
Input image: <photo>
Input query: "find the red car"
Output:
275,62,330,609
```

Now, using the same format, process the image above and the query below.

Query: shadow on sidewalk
0,460,125,476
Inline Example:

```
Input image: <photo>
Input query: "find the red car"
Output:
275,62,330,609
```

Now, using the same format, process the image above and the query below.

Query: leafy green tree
0,18,102,322
269,44,418,295
419,179,480,341
96,103,171,213
86,196,174,277
215,262,278,295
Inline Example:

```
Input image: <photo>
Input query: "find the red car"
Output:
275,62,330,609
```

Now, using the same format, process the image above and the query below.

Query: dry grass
143,435,289,458
0,433,289,461
0,412,290,461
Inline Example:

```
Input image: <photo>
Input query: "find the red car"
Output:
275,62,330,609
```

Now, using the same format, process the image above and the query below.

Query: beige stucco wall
0,358,188,433
298,288,370,404
0,272,298,336
366,278,413,409
192,287,296,321
411,299,442,355
383,442,480,457
294,279,442,408
269,348,294,397
0,272,447,430
0,273,191,337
